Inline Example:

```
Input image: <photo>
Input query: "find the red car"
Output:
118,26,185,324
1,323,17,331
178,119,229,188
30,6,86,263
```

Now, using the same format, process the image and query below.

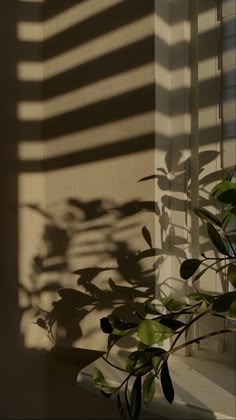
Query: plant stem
101,355,127,373
167,328,236,355
224,233,236,258
168,305,210,352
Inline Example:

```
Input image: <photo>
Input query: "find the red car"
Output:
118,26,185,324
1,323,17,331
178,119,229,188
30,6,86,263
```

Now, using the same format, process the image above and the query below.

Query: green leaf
126,351,153,376
142,226,153,248
194,208,222,228
180,259,202,280
161,296,189,311
130,376,142,420
227,264,236,288
112,327,135,336
222,209,236,229
211,180,236,204
206,223,229,255
228,300,236,319
92,368,116,395
160,361,174,404
143,373,156,406
137,320,174,345
188,292,216,304
152,356,162,370
212,292,236,312
144,299,161,315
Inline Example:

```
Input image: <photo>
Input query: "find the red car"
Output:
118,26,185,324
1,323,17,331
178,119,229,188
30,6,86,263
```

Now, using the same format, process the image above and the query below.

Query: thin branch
167,328,236,355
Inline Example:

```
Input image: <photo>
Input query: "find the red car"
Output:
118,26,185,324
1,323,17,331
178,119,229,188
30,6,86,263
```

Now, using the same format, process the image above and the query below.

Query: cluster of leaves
92,171,236,420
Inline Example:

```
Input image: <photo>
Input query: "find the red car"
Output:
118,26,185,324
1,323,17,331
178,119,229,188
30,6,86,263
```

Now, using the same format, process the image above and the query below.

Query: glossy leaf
137,320,174,345
159,317,185,330
227,264,236,288
126,351,152,376
212,292,236,312
211,180,236,204
194,208,222,228
130,376,142,420
113,318,138,330
180,259,202,280
162,296,189,311
100,317,113,334
142,226,153,248
160,361,174,404
206,223,229,255
142,373,156,406
222,209,236,229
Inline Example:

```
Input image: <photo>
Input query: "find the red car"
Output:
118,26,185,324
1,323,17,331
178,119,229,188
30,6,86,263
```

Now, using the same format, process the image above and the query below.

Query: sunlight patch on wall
17,61,44,81
198,58,218,81
17,63,154,120
17,21,43,42
18,112,155,160
18,142,45,160
198,7,217,33
18,0,123,42
17,15,154,81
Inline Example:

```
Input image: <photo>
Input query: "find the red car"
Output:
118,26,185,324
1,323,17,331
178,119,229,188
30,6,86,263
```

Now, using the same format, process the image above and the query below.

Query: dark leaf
117,393,126,420
228,300,236,319
159,318,185,330
142,226,153,249
212,292,236,312
100,317,113,334
35,317,47,329
142,373,156,406
180,259,202,280
194,208,222,228
160,361,174,404
113,317,138,330
227,264,236,288
130,376,142,420
126,351,152,376
125,381,131,418
206,223,229,255
211,180,236,204
138,174,158,182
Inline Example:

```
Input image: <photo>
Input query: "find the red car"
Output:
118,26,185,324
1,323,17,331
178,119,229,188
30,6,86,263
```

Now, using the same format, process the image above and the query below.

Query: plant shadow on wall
22,148,226,348
18,144,230,356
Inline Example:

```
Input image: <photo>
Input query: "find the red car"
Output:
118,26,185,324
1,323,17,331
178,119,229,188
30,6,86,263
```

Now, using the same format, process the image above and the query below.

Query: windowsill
77,352,236,420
